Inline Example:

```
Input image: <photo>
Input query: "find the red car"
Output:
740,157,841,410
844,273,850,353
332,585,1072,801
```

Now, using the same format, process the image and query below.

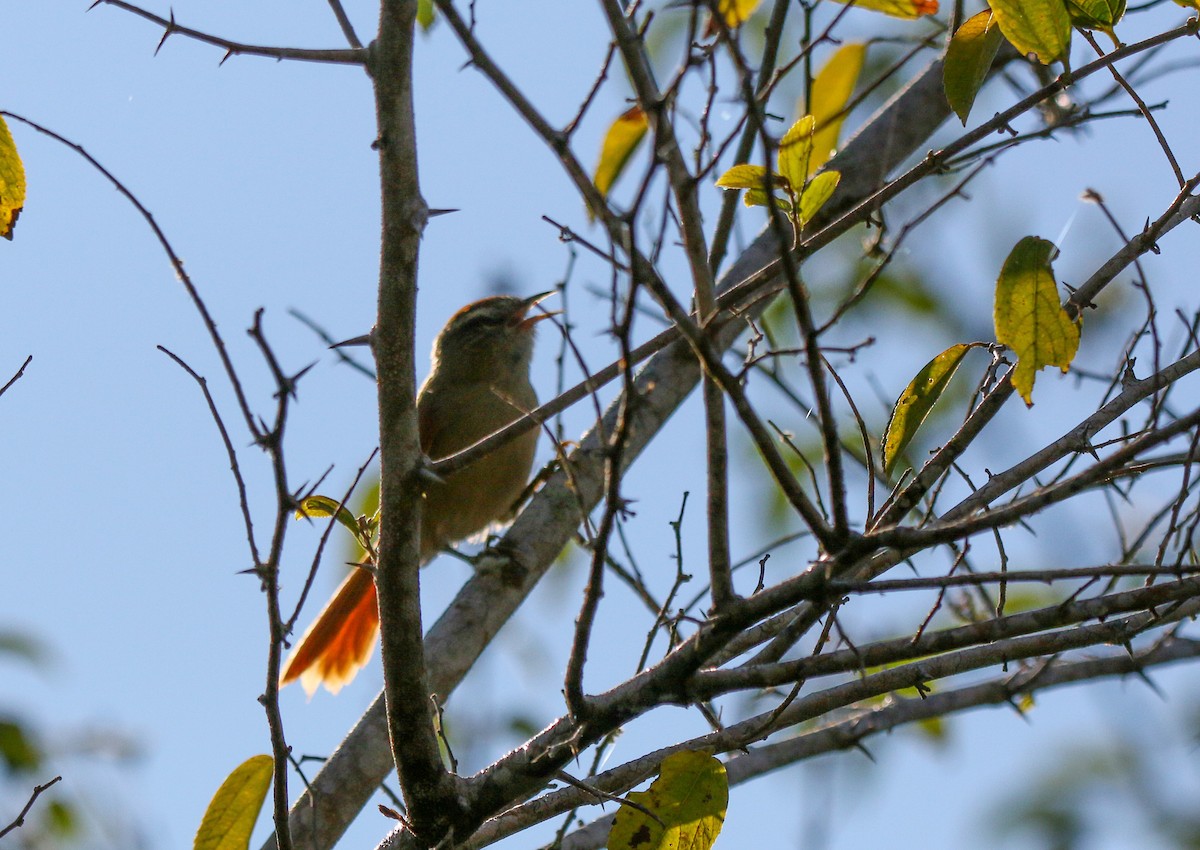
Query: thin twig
0,355,32,400
0,776,62,839
92,0,366,64
324,0,363,48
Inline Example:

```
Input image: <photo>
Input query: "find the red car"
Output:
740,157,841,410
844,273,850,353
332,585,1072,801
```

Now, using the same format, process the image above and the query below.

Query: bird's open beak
517,290,561,330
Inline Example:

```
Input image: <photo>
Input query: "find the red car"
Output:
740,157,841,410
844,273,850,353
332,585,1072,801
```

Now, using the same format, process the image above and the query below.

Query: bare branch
0,776,63,840
93,0,367,64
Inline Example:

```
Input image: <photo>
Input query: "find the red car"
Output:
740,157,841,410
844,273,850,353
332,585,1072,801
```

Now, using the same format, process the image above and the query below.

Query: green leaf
194,755,274,850
593,107,649,203
993,236,1081,406
0,631,48,666
828,0,939,17
1066,0,1124,32
0,718,42,772
882,343,974,475
796,170,840,226
0,116,26,241
944,10,1006,124
416,0,436,30
808,44,867,171
988,0,1072,64
45,799,77,836
609,751,728,850
295,495,358,535
778,115,816,192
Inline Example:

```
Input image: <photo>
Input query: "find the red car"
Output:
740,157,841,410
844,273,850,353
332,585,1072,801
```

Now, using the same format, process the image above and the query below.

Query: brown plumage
281,293,552,695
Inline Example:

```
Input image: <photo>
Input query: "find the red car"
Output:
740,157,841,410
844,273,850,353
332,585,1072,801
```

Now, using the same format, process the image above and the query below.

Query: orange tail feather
280,567,379,696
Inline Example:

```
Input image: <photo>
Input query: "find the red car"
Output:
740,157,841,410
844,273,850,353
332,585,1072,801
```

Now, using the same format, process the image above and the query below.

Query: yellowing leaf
593,107,649,202
988,0,1072,64
609,751,728,850
778,115,816,192
944,11,1006,124
993,236,1080,406
715,0,762,28
717,165,792,209
829,0,939,18
416,0,436,30
1066,0,1124,32
0,116,26,241
807,44,867,171
744,187,790,209
194,755,273,850
715,163,773,190
796,170,840,226
717,119,835,222
882,343,973,475
295,495,358,535
916,716,948,741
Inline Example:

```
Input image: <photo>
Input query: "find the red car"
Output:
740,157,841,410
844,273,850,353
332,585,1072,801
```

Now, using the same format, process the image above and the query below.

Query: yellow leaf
944,10,1006,124
194,755,274,850
796,170,840,226
882,343,974,475
716,0,762,28
988,0,1072,64
778,115,816,192
743,187,791,210
993,236,1080,406
916,715,948,742
715,163,772,190
807,44,867,172
717,165,791,209
0,116,27,241
828,0,939,18
295,494,362,541
591,107,648,222
609,751,728,850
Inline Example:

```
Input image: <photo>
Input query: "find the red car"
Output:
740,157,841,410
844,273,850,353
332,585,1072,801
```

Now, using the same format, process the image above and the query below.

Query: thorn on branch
852,741,876,763
154,9,177,56
1132,667,1166,700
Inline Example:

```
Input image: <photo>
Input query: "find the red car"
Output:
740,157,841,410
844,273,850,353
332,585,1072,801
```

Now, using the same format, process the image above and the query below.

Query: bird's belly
420,430,538,556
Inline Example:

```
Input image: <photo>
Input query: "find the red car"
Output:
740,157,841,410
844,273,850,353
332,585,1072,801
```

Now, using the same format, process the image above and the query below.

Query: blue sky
5,2,1200,849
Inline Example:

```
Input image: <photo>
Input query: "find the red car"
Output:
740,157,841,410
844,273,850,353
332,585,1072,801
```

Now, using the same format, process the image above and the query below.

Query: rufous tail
280,567,378,696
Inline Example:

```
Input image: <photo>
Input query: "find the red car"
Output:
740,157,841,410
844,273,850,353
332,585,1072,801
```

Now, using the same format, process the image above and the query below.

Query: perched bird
281,292,555,695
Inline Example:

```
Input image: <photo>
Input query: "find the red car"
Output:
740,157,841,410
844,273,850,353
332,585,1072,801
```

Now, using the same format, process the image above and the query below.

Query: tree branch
93,0,367,64
371,0,460,843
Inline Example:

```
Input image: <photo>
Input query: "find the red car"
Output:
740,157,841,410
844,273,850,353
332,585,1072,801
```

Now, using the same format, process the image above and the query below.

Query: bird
281,292,556,696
